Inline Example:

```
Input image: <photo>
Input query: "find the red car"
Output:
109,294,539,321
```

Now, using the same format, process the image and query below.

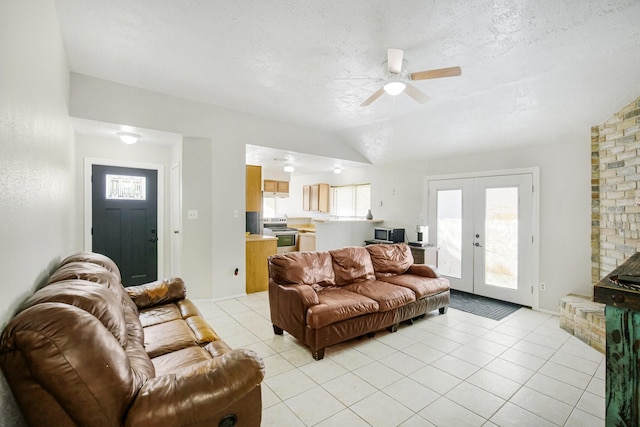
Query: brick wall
592,96,640,283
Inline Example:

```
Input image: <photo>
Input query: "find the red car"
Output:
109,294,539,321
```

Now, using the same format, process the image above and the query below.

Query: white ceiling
56,0,640,167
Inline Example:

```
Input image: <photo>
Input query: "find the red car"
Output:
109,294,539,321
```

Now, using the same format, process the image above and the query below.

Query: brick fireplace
591,96,640,284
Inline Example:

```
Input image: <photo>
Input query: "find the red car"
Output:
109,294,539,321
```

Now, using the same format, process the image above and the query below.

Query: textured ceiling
56,0,640,166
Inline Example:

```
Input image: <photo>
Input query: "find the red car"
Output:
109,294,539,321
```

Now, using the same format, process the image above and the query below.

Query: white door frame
425,167,540,311
84,157,165,280
170,162,182,277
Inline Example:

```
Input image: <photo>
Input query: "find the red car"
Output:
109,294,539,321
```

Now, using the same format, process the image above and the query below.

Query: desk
594,252,640,425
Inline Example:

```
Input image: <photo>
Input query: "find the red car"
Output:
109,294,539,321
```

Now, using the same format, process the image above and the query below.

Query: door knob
474,242,482,247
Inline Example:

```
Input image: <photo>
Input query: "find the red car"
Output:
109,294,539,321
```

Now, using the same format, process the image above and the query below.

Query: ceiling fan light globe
383,81,406,96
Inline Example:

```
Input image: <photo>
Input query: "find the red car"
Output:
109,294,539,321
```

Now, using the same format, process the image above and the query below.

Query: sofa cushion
342,280,416,312
329,246,375,285
127,278,187,309
47,261,135,310
269,251,335,286
152,346,212,376
378,274,450,299
143,319,197,358
366,243,413,278
139,303,182,327
20,280,129,347
58,251,122,282
306,288,379,329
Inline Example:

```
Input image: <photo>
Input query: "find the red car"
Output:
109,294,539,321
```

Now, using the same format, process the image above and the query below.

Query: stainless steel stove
262,217,298,253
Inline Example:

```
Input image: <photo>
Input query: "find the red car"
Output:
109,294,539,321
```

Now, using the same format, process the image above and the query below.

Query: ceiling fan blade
404,84,430,104
360,87,385,107
387,48,404,74
409,66,462,81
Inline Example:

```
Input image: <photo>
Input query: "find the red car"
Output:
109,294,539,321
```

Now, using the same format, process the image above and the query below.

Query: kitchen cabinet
303,183,329,213
263,179,289,194
303,186,310,210
318,184,329,212
246,165,262,212
246,235,277,293
298,232,316,252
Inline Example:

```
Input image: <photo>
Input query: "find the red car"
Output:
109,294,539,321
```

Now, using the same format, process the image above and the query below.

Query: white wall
181,137,214,297
74,135,173,276
288,140,591,313
67,50,591,312
68,75,363,299
0,1,75,424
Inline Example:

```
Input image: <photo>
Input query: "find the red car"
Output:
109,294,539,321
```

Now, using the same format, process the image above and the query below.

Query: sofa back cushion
366,243,413,278
0,285,142,426
21,280,129,347
329,246,375,285
48,261,133,307
59,251,122,282
269,251,335,286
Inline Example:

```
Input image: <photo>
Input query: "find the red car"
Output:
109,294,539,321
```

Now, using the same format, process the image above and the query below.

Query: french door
427,173,535,306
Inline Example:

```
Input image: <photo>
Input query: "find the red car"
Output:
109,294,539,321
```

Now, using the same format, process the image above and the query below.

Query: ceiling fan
360,48,462,107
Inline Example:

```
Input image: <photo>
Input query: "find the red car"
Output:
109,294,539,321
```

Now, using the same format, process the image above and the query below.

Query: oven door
275,233,297,253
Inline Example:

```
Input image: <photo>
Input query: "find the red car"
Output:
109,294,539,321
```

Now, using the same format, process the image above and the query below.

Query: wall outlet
540,282,546,291
187,210,198,220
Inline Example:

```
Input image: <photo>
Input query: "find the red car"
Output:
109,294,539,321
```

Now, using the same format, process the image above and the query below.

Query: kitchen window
331,184,371,218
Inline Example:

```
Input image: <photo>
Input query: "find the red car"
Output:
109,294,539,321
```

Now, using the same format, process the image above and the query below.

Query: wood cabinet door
310,185,319,211
303,185,310,210
263,179,277,192
318,184,329,212
246,165,262,212
277,181,289,193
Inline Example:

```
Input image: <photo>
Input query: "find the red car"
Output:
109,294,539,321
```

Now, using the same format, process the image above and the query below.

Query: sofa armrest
126,278,186,309
125,349,265,427
407,264,441,278
278,282,320,307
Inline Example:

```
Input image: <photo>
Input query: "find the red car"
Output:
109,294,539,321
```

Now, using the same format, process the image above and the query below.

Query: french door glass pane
485,187,518,289
437,189,462,278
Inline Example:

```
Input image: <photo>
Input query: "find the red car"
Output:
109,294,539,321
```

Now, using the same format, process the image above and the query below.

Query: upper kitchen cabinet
246,165,262,212
264,179,289,195
303,183,329,213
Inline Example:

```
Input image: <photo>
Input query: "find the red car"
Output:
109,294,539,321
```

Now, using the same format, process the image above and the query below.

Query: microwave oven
374,227,405,243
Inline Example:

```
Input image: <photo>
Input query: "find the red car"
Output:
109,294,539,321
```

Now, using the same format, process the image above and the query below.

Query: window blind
332,184,371,218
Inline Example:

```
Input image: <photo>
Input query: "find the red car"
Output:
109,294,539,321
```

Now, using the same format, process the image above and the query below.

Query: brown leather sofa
268,243,450,360
0,252,265,427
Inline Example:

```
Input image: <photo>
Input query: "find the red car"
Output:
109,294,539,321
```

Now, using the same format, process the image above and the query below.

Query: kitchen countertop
289,223,316,233
246,234,277,242
313,219,384,224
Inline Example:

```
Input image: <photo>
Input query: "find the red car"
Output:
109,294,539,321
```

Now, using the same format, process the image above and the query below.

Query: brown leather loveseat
0,252,265,427
268,243,450,360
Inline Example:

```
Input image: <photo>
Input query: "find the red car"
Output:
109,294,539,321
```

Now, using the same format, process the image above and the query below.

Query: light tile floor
193,292,605,427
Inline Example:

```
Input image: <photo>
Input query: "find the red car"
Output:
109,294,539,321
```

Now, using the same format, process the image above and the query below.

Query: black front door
92,165,158,286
